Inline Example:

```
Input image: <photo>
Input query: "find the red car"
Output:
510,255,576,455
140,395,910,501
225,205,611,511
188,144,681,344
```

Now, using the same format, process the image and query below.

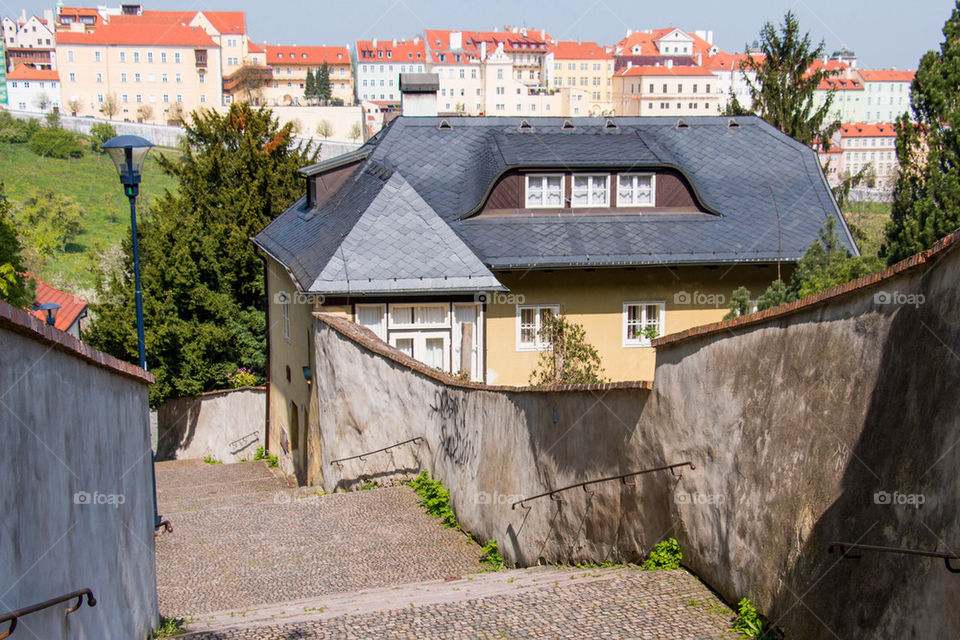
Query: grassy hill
0,141,178,291
843,200,891,257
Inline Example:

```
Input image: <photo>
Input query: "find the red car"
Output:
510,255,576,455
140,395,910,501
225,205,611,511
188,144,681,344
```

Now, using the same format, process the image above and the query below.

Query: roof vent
604,118,617,129
727,118,741,129
676,118,689,129
518,119,534,131
438,119,453,131
561,119,575,130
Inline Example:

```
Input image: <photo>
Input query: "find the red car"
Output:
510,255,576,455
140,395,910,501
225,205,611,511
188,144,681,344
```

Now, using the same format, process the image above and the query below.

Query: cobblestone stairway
156,460,738,639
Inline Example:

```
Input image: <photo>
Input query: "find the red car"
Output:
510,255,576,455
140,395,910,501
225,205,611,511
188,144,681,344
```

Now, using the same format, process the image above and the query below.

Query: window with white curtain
623,301,664,346
572,174,609,207
617,174,655,207
525,175,564,208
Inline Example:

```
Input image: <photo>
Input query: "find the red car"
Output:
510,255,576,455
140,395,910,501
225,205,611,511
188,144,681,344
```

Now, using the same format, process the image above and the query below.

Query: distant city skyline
5,0,953,71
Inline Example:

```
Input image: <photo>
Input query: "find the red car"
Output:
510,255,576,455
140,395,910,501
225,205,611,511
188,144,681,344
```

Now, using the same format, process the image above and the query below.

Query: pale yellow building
613,62,719,116
263,45,353,106
545,40,614,116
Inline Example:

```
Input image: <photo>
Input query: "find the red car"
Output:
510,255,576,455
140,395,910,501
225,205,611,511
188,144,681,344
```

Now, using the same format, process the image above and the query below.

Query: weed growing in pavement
153,616,188,638
642,537,682,570
479,538,505,570
406,470,458,528
202,454,221,465
359,480,378,491
732,597,780,639
253,446,279,467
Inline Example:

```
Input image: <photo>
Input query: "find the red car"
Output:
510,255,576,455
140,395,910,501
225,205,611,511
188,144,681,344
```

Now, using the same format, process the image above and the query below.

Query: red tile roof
808,59,849,73
840,122,897,138
6,63,59,81
56,23,216,47
548,40,611,60
615,28,718,59
818,77,862,90
248,41,265,54
857,69,915,83
28,277,88,333
702,52,763,71
616,64,716,77
266,45,350,66
108,10,246,35
424,29,548,63
356,38,426,62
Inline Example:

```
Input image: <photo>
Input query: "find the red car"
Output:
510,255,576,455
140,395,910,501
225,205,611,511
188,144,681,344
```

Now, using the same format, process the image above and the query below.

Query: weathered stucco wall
311,232,960,639
0,303,157,639
156,387,266,463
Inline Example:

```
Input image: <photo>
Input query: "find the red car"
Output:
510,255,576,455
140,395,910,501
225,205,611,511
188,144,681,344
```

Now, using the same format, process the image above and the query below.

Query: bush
89,122,117,152
479,538,505,570
0,112,30,143
732,598,778,639
253,446,278,467
406,470,458,528
28,127,84,159
642,537,682,570
226,366,258,388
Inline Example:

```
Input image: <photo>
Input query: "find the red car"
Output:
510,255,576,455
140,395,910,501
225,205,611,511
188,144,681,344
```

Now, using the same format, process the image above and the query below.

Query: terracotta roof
424,29,548,63
857,69,915,83
808,59,849,73
247,41,265,53
615,28,718,58
28,276,87,333
266,45,350,66
109,10,246,35
0,298,151,384
6,63,59,81
818,77,862,90
356,38,426,62
616,64,716,77
840,122,897,138
702,52,762,71
548,40,611,60
56,23,216,46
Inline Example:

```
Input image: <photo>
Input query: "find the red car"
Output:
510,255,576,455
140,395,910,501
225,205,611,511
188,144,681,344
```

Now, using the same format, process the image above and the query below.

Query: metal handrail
228,430,260,449
155,519,173,534
829,541,960,573
511,461,696,510
0,589,96,639
330,437,423,465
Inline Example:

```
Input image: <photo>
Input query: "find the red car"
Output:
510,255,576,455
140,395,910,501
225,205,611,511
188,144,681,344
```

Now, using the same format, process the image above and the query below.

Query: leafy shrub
732,598,778,639
253,446,278,467
406,470,458,528
0,112,30,143
642,537,682,570
44,110,61,129
153,616,187,638
480,538,505,570
226,366,258,388
89,122,117,152
28,127,84,159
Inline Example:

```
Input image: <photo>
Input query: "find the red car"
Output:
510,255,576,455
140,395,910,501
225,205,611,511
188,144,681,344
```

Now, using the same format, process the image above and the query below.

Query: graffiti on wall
430,389,476,467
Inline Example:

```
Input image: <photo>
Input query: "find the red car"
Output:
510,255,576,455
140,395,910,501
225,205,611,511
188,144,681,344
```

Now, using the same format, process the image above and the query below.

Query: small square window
617,174,655,207
623,302,665,346
572,175,609,208
517,304,559,350
525,174,564,208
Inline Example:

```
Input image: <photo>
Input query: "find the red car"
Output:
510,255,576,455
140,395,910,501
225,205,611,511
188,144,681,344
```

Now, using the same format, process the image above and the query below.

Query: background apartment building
354,38,426,106
612,62,719,116
5,63,58,111
545,40,614,116
2,10,56,71
264,45,352,106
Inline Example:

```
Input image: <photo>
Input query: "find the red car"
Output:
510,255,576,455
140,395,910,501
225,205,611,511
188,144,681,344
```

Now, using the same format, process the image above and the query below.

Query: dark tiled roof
253,116,857,292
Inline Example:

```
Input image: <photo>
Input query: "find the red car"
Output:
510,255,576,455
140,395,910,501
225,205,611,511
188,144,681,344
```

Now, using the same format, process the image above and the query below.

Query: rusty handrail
829,541,960,573
0,589,96,639
228,430,260,449
511,461,695,510
330,437,423,465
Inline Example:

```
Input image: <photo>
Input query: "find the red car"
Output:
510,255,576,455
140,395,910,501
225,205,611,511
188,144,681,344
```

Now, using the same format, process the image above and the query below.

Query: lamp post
102,135,153,371
102,135,166,533
34,302,61,327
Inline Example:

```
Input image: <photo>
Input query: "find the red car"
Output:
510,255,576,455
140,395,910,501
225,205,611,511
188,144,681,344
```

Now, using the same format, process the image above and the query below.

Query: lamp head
102,135,153,193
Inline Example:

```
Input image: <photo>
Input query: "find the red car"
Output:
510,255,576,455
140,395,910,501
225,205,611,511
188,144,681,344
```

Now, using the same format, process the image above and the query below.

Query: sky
6,0,954,70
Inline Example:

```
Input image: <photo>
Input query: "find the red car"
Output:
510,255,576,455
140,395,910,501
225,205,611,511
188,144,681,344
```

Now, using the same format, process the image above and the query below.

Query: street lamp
102,135,153,371
35,302,61,326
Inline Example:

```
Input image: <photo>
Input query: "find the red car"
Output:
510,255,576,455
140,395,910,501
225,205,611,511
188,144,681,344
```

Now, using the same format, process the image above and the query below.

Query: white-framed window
388,304,448,329
281,296,290,342
525,174,564,208
390,332,449,370
572,174,609,207
617,173,655,207
517,304,559,351
623,301,665,347
355,303,386,341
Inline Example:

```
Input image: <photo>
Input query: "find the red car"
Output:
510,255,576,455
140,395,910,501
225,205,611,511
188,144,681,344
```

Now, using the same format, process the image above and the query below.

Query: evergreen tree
789,216,880,298
305,68,316,104
724,286,753,319
727,11,840,146
0,183,34,307
883,2,960,264
85,104,317,406
316,63,332,105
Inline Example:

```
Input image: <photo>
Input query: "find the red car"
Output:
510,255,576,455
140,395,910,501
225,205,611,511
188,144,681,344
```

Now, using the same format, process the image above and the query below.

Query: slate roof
253,115,857,294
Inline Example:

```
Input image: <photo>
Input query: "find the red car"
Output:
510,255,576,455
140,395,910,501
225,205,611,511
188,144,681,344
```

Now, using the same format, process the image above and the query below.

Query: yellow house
545,40,614,116
252,115,856,479
612,62,720,117
262,45,354,106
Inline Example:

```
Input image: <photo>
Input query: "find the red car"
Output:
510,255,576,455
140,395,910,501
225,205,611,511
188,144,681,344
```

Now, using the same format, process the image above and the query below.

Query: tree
99,94,119,119
349,121,363,142
33,92,51,113
67,99,82,117
28,128,84,158
11,189,85,270
316,119,333,139
757,279,793,311
166,103,186,126
0,183,34,307
316,63,332,105
724,286,753,319
529,314,605,385
136,105,154,123
85,103,318,407
305,68,316,104
727,11,840,146
883,2,960,264
789,216,880,298
89,122,117,152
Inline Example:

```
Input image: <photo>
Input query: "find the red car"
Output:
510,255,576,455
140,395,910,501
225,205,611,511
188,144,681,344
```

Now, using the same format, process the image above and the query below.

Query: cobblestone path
157,460,737,639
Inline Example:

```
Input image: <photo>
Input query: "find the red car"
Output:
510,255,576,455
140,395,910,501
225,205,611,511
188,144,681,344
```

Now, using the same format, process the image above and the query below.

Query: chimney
540,29,545,39
577,38,582,46
450,31,462,50
373,38,378,47
626,60,632,70
696,52,701,65
392,39,397,47
480,41,487,60
414,36,420,44
665,59,673,69
626,29,632,37
400,73,440,117
43,9,54,26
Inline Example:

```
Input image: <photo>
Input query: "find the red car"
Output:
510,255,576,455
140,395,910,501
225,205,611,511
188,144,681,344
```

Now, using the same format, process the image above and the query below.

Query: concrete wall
310,230,960,639
6,108,186,147
0,302,157,639
155,387,265,463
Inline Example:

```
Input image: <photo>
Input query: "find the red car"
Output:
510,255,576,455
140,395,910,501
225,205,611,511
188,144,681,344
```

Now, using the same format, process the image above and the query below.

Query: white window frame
355,303,386,341
516,304,559,351
617,173,656,207
622,301,665,347
281,296,290,342
525,174,564,209
387,303,449,330
390,331,450,372
571,174,610,208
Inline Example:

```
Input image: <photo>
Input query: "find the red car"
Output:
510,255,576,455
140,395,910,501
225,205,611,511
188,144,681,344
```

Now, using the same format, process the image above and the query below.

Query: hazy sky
7,0,954,70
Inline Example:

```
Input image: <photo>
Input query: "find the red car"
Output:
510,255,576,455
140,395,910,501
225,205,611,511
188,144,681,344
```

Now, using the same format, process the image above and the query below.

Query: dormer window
617,174,655,207
571,175,609,207
526,174,564,208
